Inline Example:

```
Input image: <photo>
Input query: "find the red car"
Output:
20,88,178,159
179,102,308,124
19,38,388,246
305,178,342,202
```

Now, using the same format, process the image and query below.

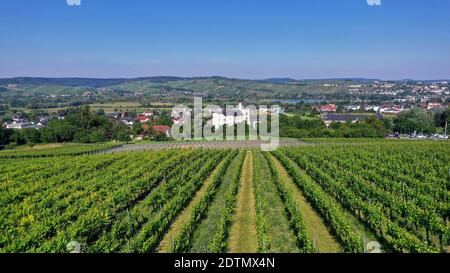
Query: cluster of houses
315,104,384,126
3,116,50,130
315,102,448,127
108,110,171,138
2,110,172,140
423,102,447,111
317,102,448,116
315,103,412,115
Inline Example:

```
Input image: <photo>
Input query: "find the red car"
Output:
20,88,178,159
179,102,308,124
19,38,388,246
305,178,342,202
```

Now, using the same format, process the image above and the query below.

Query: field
0,140,449,253
0,143,121,158
8,101,173,115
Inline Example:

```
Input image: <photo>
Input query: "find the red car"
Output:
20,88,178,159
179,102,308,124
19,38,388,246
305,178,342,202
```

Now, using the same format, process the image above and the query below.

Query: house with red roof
318,104,337,113
143,111,154,117
153,125,171,137
136,115,151,123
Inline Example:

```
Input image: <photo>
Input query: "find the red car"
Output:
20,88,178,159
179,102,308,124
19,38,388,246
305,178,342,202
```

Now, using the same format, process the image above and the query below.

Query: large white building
5,121,36,129
211,103,251,129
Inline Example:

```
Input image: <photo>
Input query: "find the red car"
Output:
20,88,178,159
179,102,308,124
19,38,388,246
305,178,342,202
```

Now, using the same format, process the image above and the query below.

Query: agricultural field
0,141,449,253
0,143,122,159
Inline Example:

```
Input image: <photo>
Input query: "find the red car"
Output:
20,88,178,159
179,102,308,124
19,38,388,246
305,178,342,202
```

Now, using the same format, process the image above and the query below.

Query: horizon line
1,75,449,82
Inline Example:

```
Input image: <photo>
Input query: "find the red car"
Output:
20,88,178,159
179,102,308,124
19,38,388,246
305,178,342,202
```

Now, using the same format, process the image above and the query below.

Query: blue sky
1,0,450,80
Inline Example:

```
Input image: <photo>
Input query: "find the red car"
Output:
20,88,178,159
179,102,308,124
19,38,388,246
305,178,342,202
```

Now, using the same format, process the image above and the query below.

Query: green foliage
252,151,271,253
434,108,449,128
0,140,448,253
264,152,315,253
207,152,245,253
171,150,237,253
154,110,173,126
280,143,449,252
394,108,437,134
41,120,78,142
0,143,121,159
39,106,131,144
132,122,143,137
0,127,13,145
272,150,364,253
280,114,389,138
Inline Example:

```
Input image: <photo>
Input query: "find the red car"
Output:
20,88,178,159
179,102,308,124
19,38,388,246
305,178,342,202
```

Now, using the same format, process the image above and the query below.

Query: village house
379,105,405,114
121,117,134,126
427,103,445,111
345,105,361,111
5,121,36,129
172,115,189,125
322,113,382,127
143,111,154,117
153,125,171,137
365,105,381,112
4,117,37,129
136,115,151,123
315,104,337,113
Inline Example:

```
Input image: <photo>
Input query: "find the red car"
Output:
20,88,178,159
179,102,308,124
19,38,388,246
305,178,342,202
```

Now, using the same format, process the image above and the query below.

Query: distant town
0,77,449,148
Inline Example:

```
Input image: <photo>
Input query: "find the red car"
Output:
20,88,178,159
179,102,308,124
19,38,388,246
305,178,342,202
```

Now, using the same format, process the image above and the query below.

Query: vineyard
0,140,449,253
0,143,121,159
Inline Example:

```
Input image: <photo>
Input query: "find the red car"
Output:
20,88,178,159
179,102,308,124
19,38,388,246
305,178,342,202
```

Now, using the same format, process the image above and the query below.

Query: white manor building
211,103,251,129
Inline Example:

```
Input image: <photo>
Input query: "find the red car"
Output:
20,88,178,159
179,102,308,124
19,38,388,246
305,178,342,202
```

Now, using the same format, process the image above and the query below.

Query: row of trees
280,115,391,138
393,108,449,134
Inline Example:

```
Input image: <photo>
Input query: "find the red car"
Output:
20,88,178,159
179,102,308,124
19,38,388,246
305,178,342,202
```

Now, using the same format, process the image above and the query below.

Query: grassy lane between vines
88,150,221,253
228,151,258,253
272,151,364,252
189,151,245,253
284,150,398,252
156,156,230,253
38,150,197,252
269,154,342,253
252,151,299,253
278,150,386,252
126,151,228,252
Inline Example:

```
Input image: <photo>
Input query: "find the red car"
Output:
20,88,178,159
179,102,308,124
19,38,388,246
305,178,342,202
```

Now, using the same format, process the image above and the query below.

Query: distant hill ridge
0,76,447,98
0,76,388,88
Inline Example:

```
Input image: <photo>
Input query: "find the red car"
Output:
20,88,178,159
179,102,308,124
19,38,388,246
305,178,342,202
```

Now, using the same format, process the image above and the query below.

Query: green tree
434,108,449,128
10,130,26,146
394,108,437,134
132,122,143,137
21,129,41,144
155,110,173,126
41,120,77,142
89,129,107,143
73,130,91,143
0,128,12,145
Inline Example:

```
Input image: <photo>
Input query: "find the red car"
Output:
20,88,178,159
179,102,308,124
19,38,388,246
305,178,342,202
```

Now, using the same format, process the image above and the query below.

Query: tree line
1,106,130,147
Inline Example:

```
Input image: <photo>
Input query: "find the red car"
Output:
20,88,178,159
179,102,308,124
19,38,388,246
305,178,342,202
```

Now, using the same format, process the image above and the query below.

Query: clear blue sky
1,0,450,80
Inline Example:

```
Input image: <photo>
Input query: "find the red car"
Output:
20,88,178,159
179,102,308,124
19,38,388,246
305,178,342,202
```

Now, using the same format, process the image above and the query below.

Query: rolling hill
0,76,362,98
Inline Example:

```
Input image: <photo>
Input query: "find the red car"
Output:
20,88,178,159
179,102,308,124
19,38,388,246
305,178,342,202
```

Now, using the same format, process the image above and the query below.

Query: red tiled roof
136,115,150,122
153,125,170,134
319,104,337,112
